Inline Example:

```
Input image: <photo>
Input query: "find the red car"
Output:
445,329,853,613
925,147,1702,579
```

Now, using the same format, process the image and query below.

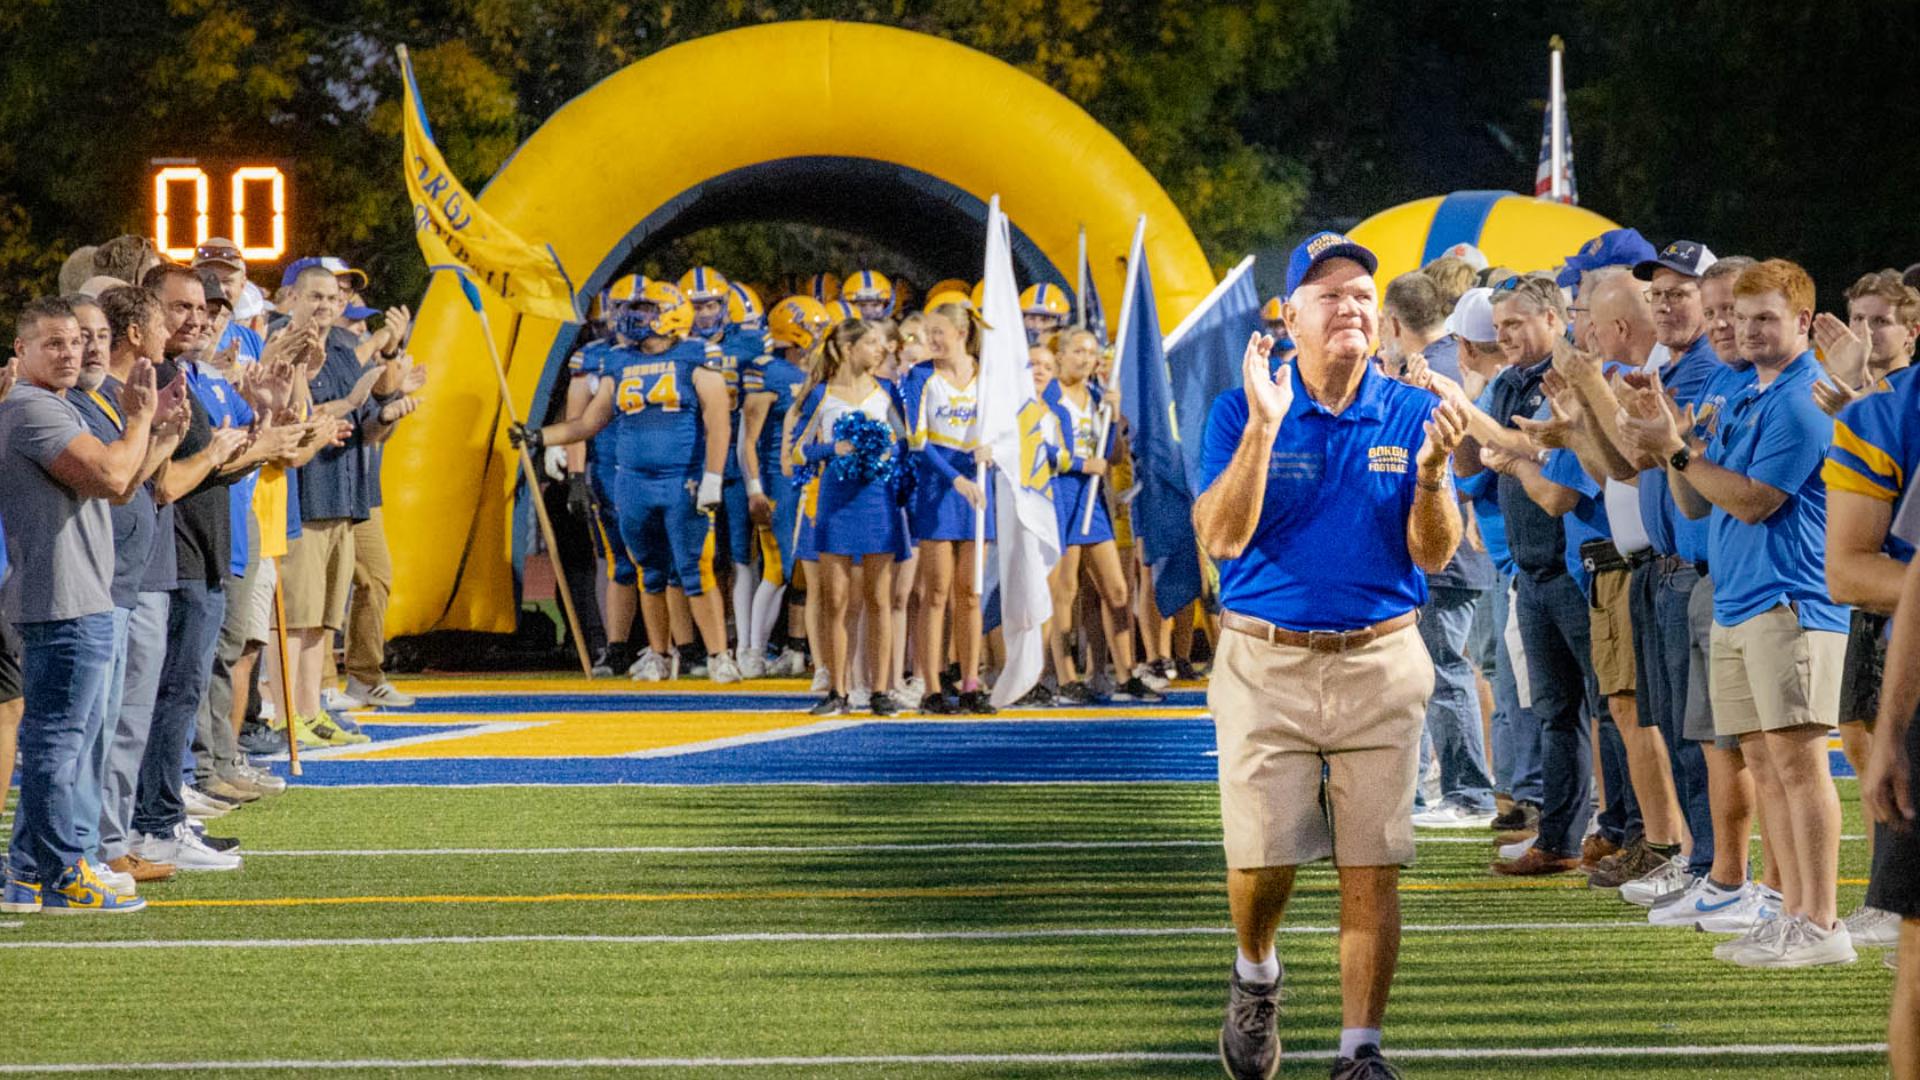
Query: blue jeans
69,607,131,864
8,613,115,885
132,582,224,839
1417,587,1495,811
100,592,168,862
1515,571,1597,859
1637,561,1715,875
1477,573,1542,806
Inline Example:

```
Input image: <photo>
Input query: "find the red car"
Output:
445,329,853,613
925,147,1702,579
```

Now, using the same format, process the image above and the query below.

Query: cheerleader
901,302,994,715
788,319,908,716
1046,329,1164,704
877,320,922,704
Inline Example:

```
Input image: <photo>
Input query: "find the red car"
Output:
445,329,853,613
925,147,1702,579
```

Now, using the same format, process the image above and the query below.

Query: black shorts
1867,713,1920,919
1839,610,1890,728
0,618,20,705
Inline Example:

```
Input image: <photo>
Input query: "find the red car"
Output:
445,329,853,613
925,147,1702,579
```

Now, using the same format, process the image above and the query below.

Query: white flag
978,195,1060,708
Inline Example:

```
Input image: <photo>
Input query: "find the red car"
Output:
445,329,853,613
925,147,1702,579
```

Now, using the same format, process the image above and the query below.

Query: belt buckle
1306,629,1349,654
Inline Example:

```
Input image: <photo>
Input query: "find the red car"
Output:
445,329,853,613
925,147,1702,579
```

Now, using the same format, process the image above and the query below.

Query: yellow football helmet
823,299,859,326
844,269,894,317
1020,283,1071,317
678,266,730,304
808,272,841,303
607,274,645,304
726,281,764,328
649,301,695,339
970,279,986,309
925,278,970,304
924,290,972,311
767,295,834,351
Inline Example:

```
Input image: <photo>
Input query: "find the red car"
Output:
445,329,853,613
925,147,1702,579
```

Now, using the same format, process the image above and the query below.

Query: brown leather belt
1221,610,1418,654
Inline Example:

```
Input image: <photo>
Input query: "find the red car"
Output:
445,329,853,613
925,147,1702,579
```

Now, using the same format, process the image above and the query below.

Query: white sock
1337,1028,1381,1059
732,564,756,655
1234,949,1279,984
749,580,786,656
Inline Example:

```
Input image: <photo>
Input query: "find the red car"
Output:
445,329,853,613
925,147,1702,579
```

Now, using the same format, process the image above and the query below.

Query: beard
76,365,107,392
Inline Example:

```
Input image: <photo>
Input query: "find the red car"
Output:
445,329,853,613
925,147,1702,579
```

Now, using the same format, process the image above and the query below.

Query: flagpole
1079,215,1146,536
1549,36,1566,203
1161,255,1257,355
272,578,301,777
469,299,596,678
1076,225,1089,330
972,460,989,599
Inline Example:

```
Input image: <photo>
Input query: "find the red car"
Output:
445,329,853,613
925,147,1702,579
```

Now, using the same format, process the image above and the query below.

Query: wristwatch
1668,445,1692,472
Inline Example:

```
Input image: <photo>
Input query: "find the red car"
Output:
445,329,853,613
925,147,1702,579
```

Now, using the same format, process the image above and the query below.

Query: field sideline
0,677,1893,1078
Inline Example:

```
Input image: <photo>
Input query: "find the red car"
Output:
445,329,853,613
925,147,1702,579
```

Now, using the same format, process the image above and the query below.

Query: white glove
542,445,568,483
696,471,724,510
745,478,764,498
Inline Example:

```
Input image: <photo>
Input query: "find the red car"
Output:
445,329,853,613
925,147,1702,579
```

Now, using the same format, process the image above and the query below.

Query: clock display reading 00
151,159,290,262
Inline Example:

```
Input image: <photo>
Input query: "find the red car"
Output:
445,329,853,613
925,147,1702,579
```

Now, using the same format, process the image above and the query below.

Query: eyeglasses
195,245,243,263
1646,287,1698,306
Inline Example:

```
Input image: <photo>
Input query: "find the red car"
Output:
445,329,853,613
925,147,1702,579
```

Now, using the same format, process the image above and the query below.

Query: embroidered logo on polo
1367,446,1410,474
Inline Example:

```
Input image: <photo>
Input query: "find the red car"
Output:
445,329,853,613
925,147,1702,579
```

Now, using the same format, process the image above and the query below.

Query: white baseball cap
1445,287,1498,345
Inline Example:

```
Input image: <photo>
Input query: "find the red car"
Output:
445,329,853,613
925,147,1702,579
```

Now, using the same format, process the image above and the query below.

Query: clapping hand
1812,312,1868,391
1512,371,1584,450
207,420,250,465
1242,332,1292,424
117,357,158,421
1416,398,1471,473
383,305,413,350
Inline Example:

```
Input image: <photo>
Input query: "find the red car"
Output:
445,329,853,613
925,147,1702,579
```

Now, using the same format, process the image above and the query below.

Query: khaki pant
1709,604,1846,737
282,519,356,632
1589,566,1636,697
344,507,393,686
1208,619,1433,869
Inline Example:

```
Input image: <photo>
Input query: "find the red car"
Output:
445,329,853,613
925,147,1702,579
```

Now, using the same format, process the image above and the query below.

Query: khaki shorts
1709,604,1846,738
282,519,356,632
1208,620,1432,869
1588,567,1636,698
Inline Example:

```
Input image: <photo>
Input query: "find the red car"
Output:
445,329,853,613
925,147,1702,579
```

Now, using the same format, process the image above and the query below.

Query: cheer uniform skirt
907,445,996,543
1053,472,1114,550
814,470,908,558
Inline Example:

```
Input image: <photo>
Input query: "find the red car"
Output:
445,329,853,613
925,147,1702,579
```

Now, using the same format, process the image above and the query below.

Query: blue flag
1114,223,1202,619
1164,256,1259,496
1076,225,1108,344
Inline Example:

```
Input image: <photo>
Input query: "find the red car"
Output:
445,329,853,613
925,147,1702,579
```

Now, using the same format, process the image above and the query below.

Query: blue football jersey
612,338,726,476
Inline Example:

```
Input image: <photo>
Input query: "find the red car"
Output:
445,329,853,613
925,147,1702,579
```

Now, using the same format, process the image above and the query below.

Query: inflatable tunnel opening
589,156,1071,303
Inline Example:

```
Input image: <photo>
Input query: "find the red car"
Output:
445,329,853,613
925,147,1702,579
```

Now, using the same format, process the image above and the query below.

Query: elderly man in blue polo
1195,232,1469,1080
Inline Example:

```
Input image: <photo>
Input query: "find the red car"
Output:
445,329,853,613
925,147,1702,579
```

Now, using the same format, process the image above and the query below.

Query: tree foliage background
1,0,1915,316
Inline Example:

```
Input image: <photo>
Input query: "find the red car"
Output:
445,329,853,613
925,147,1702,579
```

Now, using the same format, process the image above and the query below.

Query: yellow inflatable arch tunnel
385,20,1216,637
1350,190,1623,287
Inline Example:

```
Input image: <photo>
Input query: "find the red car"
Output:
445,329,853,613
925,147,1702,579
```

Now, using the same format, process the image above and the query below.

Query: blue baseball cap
1633,239,1718,281
280,255,369,289
1555,228,1656,288
1285,231,1378,297
343,304,379,321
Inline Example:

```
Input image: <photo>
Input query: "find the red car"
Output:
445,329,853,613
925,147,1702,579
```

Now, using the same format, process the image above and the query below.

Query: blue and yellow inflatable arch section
1350,190,1622,288
385,20,1217,636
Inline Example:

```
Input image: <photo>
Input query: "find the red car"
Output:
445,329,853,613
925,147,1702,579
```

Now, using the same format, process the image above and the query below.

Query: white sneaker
1620,856,1694,907
320,687,357,712
1713,906,1786,960
1648,878,1742,928
708,651,742,685
134,823,242,872
1497,836,1534,860
346,677,415,708
811,667,832,693
770,648,809,677
87,860,137,899
181,787,233,820
849,689,872,710
1132,663,1170,691
1844,905,1902,948
738,651,767,679
1737,915,1856,969
630,650,671,683
235,764,287,796
897,677,925,711
1410,801,1498,829
1700,887,1777,936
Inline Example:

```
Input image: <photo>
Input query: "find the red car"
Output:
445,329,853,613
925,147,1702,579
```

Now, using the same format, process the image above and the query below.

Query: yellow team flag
397,45,579,323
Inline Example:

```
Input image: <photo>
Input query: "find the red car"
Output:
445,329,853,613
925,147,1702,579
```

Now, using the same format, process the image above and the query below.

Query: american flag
1535,40,1577,204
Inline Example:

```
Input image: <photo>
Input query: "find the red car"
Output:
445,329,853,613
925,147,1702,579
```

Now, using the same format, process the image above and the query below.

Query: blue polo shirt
1541,448,1610,593
1199,362,1438,631
1637,334,1719,557
1824,365,1919,564
1704,351,1844,630
1679,360,1758,565
187,362,258,576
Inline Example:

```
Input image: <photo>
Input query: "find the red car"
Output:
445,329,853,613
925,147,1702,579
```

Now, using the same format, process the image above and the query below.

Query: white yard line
0,1044,1887,1072
0,921,1653,950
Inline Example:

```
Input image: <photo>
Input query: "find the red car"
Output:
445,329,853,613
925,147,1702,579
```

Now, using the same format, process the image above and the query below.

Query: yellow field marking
333,711,837,760
149,876,1870,910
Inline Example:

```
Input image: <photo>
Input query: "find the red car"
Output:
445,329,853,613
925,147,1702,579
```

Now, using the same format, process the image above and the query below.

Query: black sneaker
198,834,242,853
938,664,962,698
1112,676,1166,704
1056,681,1095,705
869,692,899,717
594,641,635,677
1489,802,1539,832
920,693,960,715
1175,658,1204,681
237,723,282,756
1219,966,1281,1080
678,643,709,678
1329,1044,1402,1079
958,689,997,715
809,693,847,717
1013,684,1055,707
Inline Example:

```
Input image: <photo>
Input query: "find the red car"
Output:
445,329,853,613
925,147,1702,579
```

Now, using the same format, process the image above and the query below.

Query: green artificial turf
0,782,1894,1078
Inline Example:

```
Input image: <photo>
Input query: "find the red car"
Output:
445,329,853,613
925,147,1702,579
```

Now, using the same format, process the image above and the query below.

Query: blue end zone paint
387,690,1209,714
281,720,1222,786
1419,190,1508,266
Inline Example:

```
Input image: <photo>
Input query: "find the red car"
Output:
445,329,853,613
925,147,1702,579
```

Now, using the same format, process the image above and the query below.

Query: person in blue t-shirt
1194,233,1467,1078
1621,258,1852,969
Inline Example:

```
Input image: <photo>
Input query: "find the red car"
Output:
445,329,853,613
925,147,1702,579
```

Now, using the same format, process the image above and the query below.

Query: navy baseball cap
1634,240,1718,281
343,304,379,321
1555,228,1657,288
281,255,369,289
1285,231,1378,297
